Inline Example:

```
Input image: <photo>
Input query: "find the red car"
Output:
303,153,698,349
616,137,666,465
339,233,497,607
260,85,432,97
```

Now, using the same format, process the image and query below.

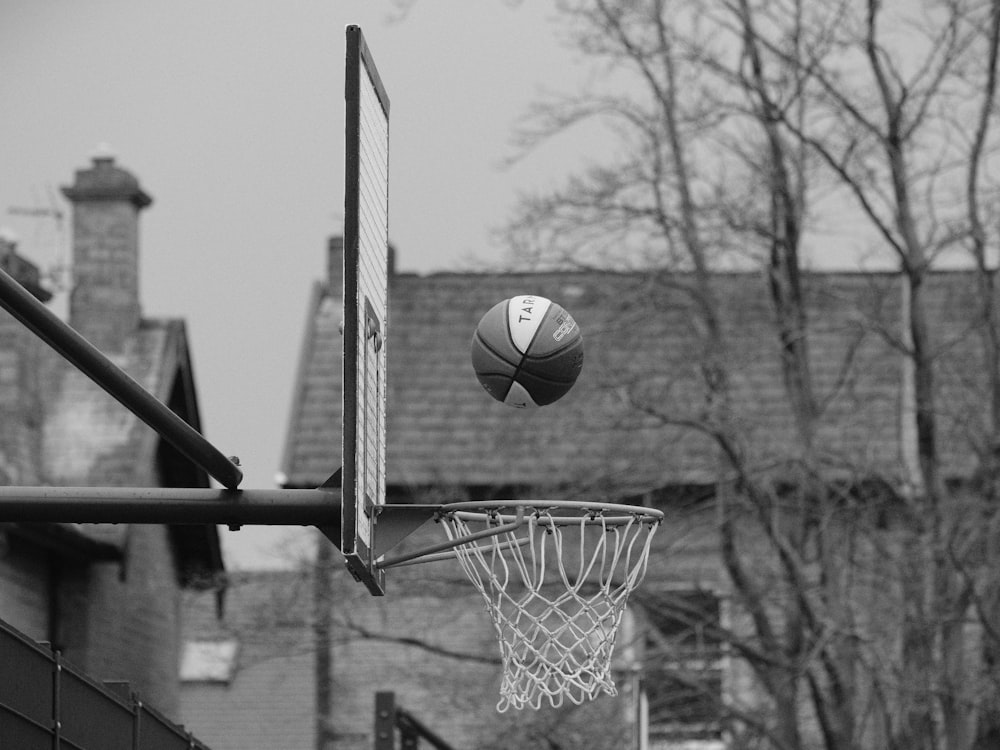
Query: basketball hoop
381,500,662,711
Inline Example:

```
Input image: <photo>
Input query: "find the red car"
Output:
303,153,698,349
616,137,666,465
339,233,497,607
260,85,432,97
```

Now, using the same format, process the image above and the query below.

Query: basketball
470,294,584,408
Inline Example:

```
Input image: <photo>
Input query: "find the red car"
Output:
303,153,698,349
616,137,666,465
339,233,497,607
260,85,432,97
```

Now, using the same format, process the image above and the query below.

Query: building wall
182,653,314,750
179,570,316,750
0,526,187,721
0,243,48,485
0,531,50,641
57,524,182,718
329,566,502,749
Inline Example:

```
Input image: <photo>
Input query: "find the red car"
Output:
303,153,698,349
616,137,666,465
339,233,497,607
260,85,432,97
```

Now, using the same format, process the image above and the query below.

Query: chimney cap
91,142,117,163
61,150,152,209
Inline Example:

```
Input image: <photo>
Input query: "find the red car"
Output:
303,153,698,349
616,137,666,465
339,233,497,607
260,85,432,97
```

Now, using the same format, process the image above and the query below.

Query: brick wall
183,653,314,750
0,531,50,641
0,523,187,721
328,565,501,749
0,321,44,484
0,237,49,484
179,571,316,750
57,524,182,718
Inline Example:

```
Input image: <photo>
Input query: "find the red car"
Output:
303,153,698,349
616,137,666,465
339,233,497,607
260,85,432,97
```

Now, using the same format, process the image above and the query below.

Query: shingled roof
43,319,188,484
281,256,989,497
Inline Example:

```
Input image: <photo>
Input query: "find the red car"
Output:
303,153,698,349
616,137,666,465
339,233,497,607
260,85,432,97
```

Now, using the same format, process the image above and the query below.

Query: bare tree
504,1,1000,748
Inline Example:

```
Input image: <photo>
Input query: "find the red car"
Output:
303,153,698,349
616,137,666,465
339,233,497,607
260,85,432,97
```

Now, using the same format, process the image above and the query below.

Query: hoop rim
438,499,663,526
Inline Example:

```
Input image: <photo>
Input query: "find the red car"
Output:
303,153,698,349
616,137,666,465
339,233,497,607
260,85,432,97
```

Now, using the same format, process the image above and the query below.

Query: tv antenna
7,184,70,293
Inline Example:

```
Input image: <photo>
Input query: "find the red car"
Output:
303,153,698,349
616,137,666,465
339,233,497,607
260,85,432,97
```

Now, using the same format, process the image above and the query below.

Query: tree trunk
314,534,334,750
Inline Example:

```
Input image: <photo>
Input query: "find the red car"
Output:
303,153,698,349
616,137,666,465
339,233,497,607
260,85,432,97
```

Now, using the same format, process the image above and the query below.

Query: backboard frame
341,24,391,596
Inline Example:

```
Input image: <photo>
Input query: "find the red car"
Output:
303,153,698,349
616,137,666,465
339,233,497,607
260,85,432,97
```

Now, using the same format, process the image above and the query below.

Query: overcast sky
0,1,597,567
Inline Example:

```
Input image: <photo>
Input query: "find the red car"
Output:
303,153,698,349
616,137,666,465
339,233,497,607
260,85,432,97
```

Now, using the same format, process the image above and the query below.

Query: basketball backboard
341,25,390,596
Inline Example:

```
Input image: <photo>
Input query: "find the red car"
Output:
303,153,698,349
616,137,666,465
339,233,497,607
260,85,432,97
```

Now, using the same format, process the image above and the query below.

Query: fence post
374,691,396,750
51,650,61,750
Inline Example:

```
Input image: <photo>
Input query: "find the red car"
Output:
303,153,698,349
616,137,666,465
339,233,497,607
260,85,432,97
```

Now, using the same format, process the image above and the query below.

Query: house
0,152,223,724
179,570,316,750
181,236,995,749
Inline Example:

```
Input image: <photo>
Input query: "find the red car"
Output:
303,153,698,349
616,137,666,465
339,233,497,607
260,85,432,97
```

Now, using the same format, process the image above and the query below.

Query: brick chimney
61,148,152,352
328,236,344,296
328,235,396,294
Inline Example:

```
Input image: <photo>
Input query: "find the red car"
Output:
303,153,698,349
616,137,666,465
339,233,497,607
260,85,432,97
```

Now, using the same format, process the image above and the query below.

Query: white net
438,502,661,712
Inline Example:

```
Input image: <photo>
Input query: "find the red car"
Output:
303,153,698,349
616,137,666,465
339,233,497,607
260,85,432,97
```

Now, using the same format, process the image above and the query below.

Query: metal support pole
0,266,243,489
0,487,338,530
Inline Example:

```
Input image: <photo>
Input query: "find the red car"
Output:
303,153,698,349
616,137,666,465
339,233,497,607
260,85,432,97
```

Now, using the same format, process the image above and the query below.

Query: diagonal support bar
372,504,438,558
0,266,243,489
375,506,526,569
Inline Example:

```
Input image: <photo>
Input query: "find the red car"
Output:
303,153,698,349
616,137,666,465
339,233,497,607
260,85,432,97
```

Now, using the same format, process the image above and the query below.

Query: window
641,589,724,746
180,640,239,684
